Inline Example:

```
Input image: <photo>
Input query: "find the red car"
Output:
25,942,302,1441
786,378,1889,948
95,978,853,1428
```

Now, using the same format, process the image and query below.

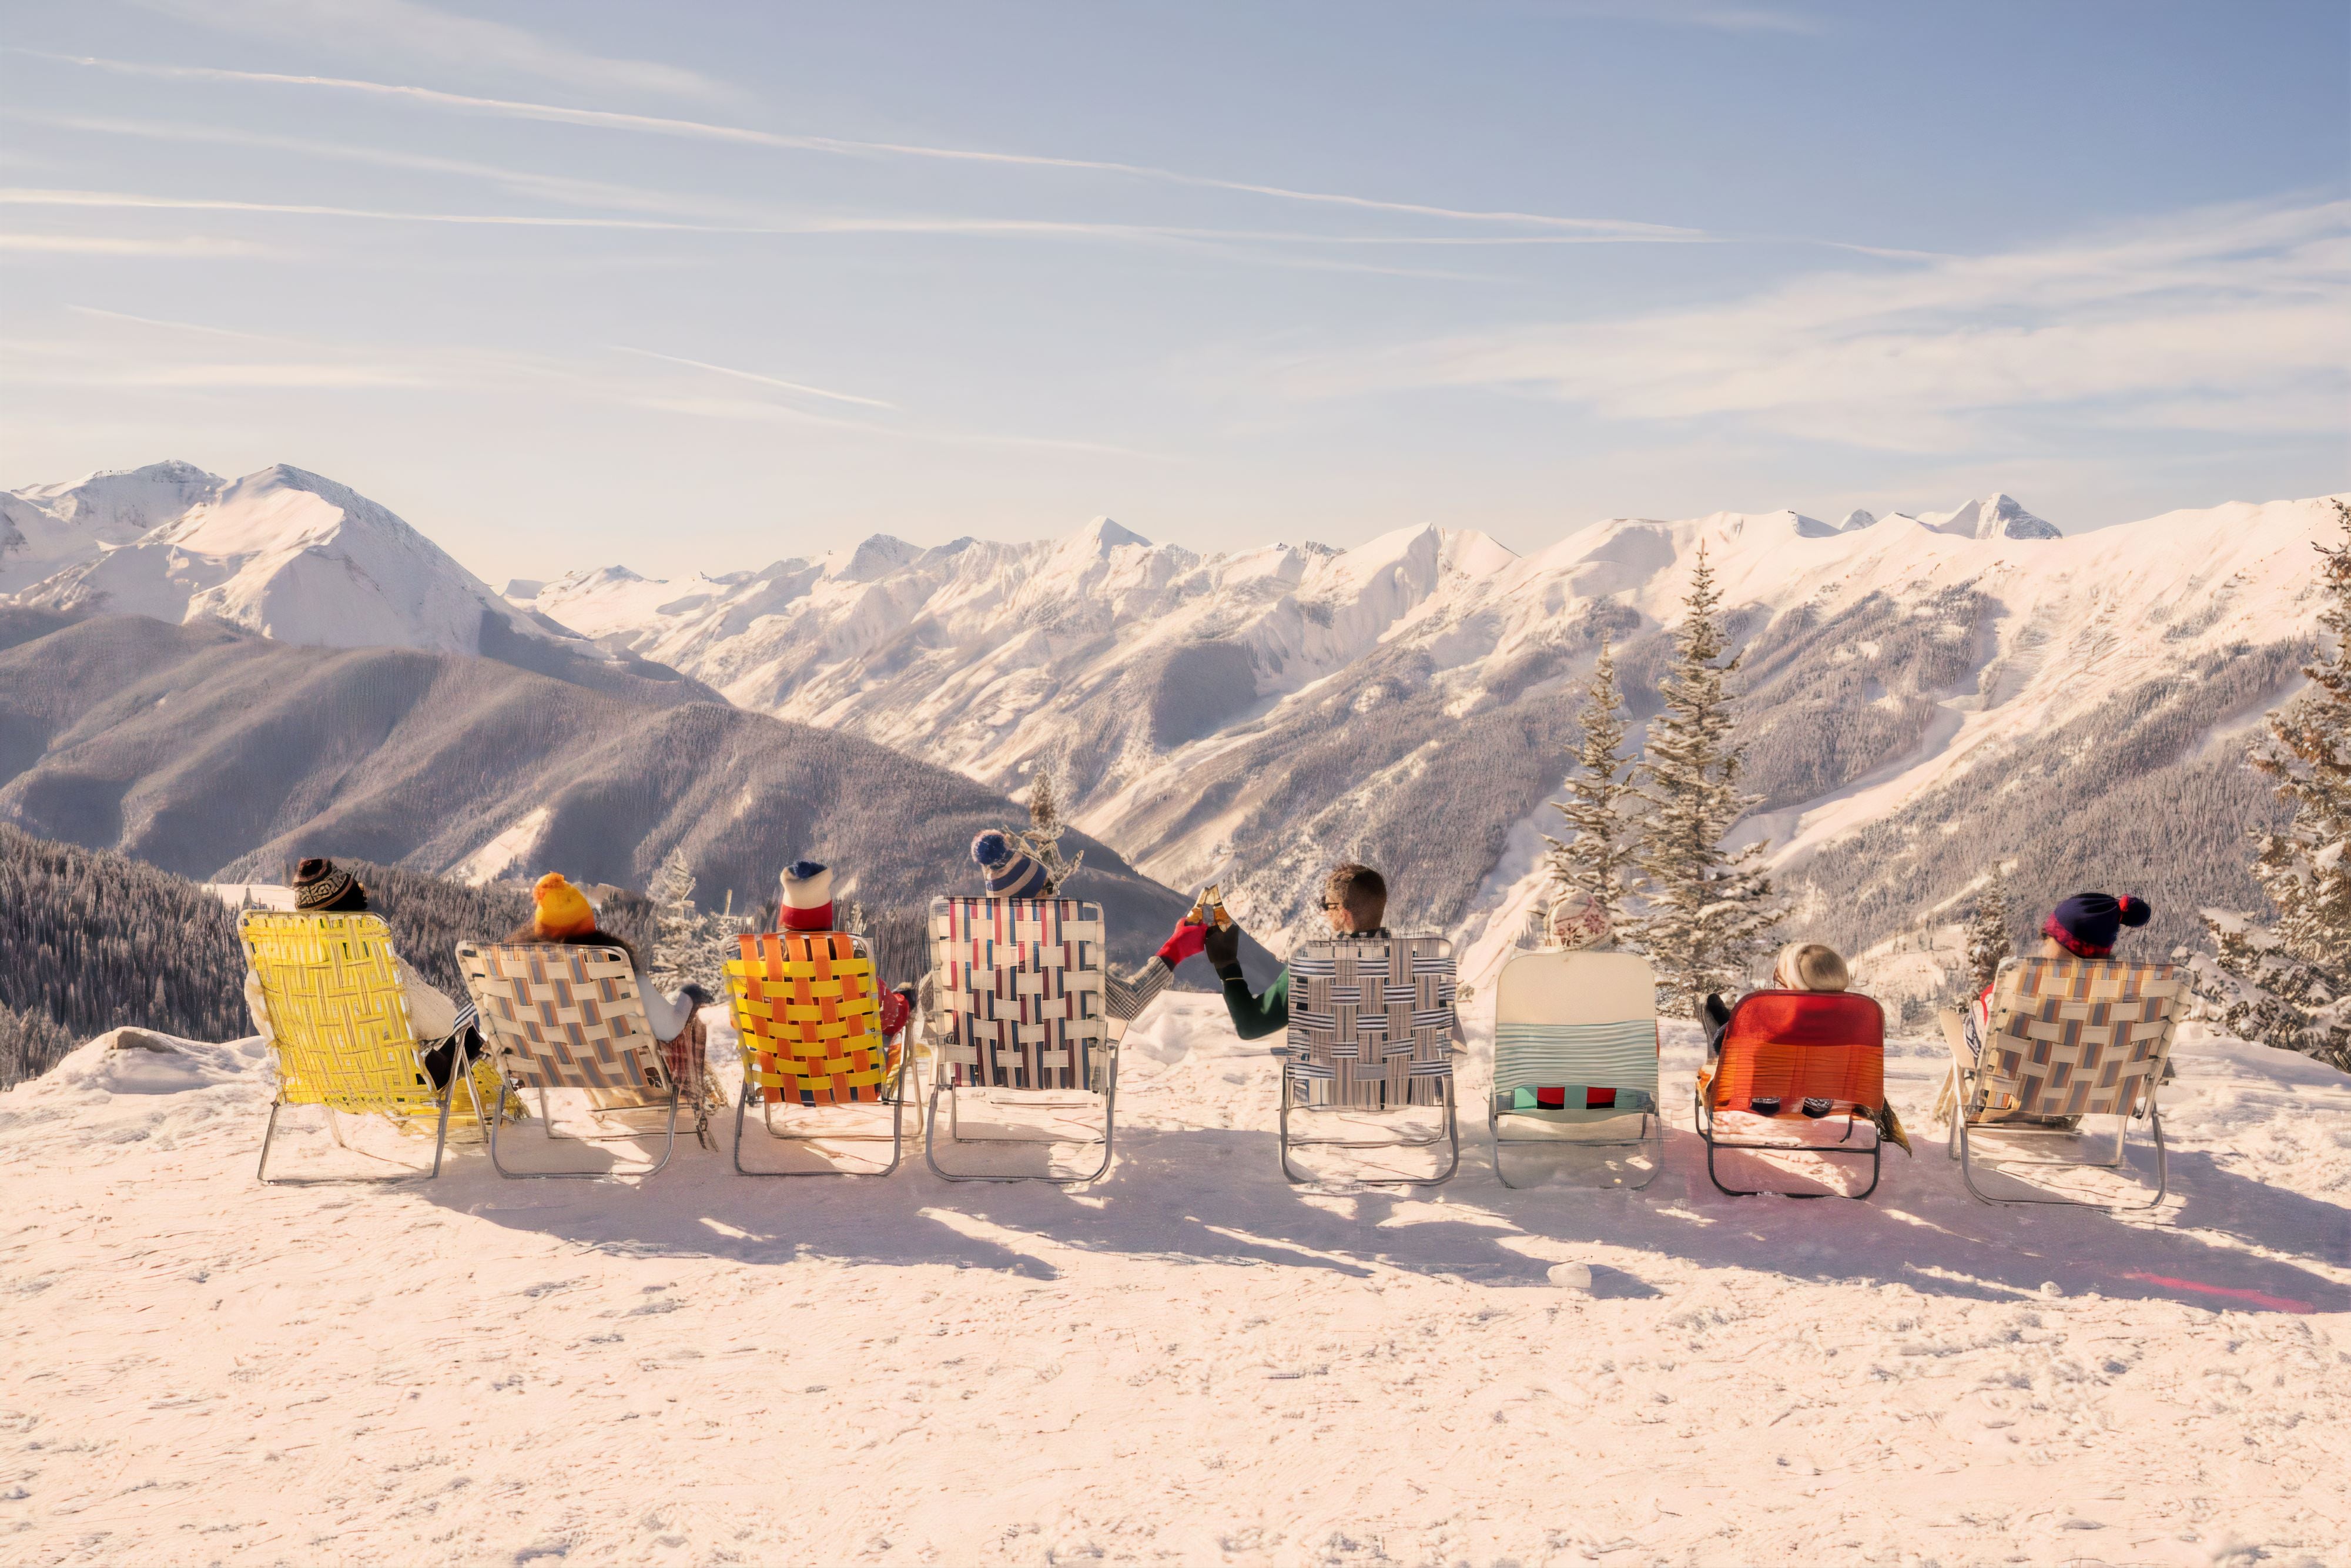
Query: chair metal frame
1275,934,1461,1188
727,931,919,1178
921,896,1120,1185
457,942,681,1181
1940,956,2180,1210
1488,949,1665,1191
1694,990,1887,1200
243,910,480,1185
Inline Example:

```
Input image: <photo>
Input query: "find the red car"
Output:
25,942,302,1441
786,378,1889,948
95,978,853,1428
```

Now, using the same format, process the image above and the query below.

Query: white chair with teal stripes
1491,947,1663,1188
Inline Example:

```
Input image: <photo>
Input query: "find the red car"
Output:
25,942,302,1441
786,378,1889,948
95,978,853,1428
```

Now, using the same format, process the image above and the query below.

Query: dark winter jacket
1212,927,1391,1042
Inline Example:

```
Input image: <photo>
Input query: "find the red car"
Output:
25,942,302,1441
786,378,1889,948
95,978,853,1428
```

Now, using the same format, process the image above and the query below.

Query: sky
1,0,2345,584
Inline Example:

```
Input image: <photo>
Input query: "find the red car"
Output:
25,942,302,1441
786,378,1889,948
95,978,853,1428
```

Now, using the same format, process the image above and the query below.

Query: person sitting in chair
773,857,912,1043
243,857,479,1091
1202,862,1391,1042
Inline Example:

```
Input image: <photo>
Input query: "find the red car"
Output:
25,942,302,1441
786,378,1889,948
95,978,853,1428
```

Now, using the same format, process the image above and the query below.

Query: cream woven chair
457,942,680,1180
1940,954,2183,1208
242,911,483,1184
923,896,1117,1184
1277,935,1459,1186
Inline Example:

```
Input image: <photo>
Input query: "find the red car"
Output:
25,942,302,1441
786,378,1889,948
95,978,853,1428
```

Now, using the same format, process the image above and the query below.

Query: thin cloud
0,233,286,257
611,348,896,411
126,0,722,100
628,395,1176,462
1265,196,2351,449
36,52,1699,240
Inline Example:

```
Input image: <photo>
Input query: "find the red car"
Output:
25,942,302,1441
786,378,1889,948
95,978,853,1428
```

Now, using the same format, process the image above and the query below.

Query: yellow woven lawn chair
726,930,914,1176
241,911,484,1184
457,942,681,1180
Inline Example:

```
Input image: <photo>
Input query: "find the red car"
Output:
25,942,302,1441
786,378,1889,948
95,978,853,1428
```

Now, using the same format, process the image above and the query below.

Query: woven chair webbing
458,943,668,1095
1283,936,1456,1109
1971,957,2182,1119
929,897,1106,1090
728,931,898,1105
241,912,438,1114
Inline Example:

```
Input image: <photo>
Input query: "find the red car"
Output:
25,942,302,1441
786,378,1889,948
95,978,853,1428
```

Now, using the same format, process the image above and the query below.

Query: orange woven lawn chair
1695,990,1887,1198
725,931,913,1177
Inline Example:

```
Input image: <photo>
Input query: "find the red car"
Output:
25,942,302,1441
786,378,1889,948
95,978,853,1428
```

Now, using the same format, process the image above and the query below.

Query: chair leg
1956,1110,2169,1209
923,1050,1116,1184
732,1061,907,1179
492,1082,679,1180
1699,1090,1881,1200
1492,1103,1663,1191
1283,1077,1456,1187
256,1097,447,1185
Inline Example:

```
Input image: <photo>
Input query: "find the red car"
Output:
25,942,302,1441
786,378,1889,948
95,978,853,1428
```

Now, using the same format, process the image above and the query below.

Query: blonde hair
1771,942,1850,994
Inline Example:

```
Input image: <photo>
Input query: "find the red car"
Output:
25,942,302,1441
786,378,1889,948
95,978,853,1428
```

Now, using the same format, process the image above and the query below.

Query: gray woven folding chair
1277,935,1459,1187
1940,954,2183,1208
1491,947,1662,1190
922,896,1117,1184
456,942,681,1180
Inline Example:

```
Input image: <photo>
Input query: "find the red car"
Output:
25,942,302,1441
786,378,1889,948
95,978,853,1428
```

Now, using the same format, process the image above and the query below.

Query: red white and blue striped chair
922,896,1117,1184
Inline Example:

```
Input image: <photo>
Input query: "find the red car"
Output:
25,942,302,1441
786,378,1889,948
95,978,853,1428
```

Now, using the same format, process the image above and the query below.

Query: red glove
1157,919,1209,969
879,987,912,1038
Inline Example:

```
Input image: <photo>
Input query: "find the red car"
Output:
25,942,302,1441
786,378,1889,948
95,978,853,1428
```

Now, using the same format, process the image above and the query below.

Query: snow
5,1003,2347,1563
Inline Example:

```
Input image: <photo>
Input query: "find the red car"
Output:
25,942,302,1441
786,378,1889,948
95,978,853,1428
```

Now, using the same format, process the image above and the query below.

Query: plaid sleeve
1105,958,1173,1022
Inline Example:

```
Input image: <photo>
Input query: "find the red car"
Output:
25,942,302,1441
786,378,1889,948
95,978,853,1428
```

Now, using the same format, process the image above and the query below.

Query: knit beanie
532,872,597,939
970,830,1046,899
1771,942,1851,993
292,857,363,912
778,859,835,933
1544,889,1611,951
2043,893,2150,959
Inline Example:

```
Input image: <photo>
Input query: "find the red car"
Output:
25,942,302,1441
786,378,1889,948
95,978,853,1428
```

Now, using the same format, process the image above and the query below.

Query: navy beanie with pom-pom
2044,892,2151,957
970,830,1047,898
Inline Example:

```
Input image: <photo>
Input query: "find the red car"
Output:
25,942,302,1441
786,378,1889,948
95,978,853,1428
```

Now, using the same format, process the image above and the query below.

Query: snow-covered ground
4,1000,2347,1566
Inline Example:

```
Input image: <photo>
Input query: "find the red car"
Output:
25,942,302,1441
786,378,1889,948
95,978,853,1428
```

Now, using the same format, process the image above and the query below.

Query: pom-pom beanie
970,830,1047,899
532,872,597,939
292,857,364,912
778,859,835,932
1544,889,1612,951
2043,892,2149,958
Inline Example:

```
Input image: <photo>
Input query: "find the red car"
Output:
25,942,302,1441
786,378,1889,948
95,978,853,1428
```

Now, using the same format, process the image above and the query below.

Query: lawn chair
923,896,1117,1184
242,910,484,1184
726,930,914,1176
1278,935,1459,1187
1695,990,1886,1198
456,942,681,1180
1491,947,1662,1189
1939,955,2182,1208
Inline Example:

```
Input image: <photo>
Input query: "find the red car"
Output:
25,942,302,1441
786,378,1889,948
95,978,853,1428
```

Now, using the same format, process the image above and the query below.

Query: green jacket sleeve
1219,965,1290,1041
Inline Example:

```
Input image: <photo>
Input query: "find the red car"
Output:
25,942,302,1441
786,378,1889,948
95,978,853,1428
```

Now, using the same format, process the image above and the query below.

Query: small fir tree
1540,638,1641,935
2190,500,2351,1069
1630,544,1780,1016
1019,764,1084,894
648,848,725,995
1965,866,2014,991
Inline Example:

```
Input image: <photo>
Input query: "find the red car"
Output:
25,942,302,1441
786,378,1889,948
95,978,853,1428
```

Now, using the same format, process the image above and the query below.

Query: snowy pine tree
1965,866,2014,991
1630,545,1780,1016
648,849,725,995
1019,764,1084,894
2191,500,2351,1069
1540,637,1641,933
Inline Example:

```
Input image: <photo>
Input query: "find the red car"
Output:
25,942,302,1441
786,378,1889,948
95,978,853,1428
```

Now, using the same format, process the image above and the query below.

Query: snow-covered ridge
1,461,568,658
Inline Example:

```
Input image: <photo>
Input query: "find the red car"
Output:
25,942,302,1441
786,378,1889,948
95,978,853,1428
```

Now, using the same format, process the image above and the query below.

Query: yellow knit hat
532,872,596,938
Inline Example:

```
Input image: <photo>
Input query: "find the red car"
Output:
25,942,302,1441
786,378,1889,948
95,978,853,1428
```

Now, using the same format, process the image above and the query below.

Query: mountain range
6,459,2341,990
0,605,1270,981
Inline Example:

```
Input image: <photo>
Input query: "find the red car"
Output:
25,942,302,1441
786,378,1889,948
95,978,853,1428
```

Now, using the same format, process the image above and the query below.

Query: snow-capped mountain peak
1838,508,1877,532
1921,492,2061,541
0,459,230,595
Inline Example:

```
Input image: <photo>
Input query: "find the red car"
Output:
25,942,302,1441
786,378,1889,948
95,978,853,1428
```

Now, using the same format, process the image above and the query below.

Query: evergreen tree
2191,500,2351,1068
1019,763,1085,894
1630,544,1780,1016
647,849,725,994
1540,637,1640,933
1965,866,2014,991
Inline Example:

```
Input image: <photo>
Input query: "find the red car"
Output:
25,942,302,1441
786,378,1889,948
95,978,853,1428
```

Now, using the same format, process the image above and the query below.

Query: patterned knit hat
2044,893,2150,959
1544,889,1611,951
970,830,1046,899
292,857,363,912
532,872,597,939
778,859,835,933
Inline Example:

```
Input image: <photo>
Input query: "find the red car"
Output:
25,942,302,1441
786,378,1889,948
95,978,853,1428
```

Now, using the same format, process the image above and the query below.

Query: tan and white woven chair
922,896,1117,1184
457,942,681,1180
1277,935,1459,1186
1938,954,2183,1208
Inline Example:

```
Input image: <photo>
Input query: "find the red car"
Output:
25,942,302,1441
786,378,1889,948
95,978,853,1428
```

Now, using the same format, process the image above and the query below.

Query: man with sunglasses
1203,863,1388,1040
